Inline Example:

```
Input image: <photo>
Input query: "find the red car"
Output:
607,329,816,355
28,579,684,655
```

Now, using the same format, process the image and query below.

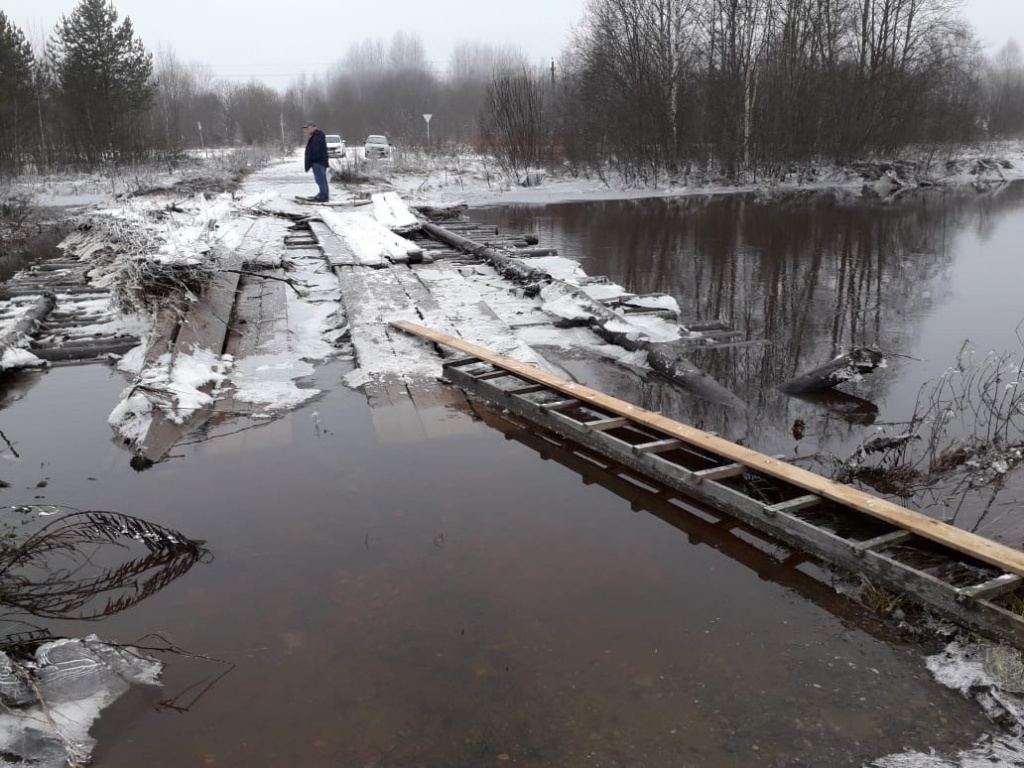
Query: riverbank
385,140,1024,208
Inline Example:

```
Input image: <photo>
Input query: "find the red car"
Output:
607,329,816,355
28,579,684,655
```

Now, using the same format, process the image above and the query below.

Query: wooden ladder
392,320,1024,645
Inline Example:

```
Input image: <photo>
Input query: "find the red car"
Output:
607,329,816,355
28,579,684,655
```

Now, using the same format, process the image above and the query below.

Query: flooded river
4,183,1024,766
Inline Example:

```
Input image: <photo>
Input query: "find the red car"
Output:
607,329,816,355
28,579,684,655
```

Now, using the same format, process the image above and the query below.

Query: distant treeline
1,0,1022,179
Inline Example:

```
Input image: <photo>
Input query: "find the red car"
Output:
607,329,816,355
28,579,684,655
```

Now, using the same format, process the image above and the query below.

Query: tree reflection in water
0,505,209,632
477,183,1024,539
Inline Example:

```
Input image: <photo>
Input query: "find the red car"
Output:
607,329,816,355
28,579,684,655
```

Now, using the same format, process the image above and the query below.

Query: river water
3,183,1024,767
477,182,1024,543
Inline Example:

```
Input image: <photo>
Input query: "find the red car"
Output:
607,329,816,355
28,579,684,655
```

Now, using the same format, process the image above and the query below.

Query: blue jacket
305,129,328,171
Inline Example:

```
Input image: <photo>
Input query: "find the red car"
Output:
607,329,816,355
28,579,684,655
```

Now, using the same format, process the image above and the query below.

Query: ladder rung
506,384,548,396
694,463,745,483
446,356,480,368
540,399,578,411
763,495,821,518
584,417,631,432
477,369,512,381
632,438,683,456
958,573,1024,602
852,530,913,554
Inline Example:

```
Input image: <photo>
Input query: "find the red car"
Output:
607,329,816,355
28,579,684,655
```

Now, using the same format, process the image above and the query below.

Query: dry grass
835,342,1024,529
858,578,905,616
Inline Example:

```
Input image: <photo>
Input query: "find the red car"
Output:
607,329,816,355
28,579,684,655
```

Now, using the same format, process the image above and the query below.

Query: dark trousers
312,163,328,200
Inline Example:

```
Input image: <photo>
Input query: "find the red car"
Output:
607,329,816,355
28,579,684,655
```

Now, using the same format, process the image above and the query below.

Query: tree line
496,0,1024,180
1,0,1022,180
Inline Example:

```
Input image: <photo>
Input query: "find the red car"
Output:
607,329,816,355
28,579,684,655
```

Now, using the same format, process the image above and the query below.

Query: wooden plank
319,209,422,264
309,220,378,268
173,256,243,357
393,320,1024,579
370,191,420,233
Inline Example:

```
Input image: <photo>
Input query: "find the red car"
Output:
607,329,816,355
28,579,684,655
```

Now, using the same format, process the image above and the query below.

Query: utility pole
551,59,556,90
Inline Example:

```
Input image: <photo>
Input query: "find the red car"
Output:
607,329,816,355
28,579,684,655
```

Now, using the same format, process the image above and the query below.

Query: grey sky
3,0,1019,90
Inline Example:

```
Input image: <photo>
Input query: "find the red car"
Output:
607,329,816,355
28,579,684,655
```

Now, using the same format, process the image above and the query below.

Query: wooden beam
392,320,1024,578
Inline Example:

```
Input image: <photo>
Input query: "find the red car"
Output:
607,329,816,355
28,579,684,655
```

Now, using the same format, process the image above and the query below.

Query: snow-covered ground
378,141,1024,208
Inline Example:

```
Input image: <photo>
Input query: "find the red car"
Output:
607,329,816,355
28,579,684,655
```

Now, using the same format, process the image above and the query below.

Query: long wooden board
391,319,1024,578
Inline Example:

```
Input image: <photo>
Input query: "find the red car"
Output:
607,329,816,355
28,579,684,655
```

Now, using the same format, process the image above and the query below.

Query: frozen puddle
869,640,1024,766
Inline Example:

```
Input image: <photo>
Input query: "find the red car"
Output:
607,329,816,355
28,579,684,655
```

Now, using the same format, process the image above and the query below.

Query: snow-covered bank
869,638,1024,767
379,141,1024,208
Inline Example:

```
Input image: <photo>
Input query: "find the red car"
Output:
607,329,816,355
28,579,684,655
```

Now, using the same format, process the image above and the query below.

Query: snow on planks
370,191,419,233
315,209,422,267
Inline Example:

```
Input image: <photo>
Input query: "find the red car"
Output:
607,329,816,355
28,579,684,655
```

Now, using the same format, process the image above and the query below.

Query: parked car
325,134,345,158
364,134,390,159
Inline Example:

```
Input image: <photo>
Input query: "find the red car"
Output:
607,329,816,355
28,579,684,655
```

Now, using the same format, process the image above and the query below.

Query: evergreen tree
49,0,155,161
0,11,35,174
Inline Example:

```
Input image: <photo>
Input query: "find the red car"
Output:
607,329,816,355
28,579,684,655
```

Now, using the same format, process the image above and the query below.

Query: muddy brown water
2,184,1024,766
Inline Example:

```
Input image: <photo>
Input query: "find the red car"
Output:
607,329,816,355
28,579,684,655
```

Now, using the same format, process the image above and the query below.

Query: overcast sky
3,0,1019,90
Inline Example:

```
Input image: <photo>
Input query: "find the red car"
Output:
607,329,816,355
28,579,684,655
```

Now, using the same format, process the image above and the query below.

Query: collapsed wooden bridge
9,193,1024,646
394,320,1024,646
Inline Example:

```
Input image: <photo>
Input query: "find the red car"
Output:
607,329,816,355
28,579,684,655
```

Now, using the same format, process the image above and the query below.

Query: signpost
423,113,433,147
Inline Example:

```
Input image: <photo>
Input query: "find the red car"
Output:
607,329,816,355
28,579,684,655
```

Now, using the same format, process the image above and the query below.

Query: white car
364,135,390,159
325,134,345,158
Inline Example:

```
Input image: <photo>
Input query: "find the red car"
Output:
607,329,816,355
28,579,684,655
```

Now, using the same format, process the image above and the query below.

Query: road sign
423,114,433,145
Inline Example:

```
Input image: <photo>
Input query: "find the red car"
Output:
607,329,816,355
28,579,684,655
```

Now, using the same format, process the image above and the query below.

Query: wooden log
30,338,140,362
1,294,56,355
792,389,879,426
647,342,748,409
778,347,885,395
421,221,548,284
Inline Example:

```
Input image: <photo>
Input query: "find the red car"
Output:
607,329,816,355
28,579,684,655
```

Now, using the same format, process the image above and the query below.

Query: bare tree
985,40,1024,137
480,66,550,180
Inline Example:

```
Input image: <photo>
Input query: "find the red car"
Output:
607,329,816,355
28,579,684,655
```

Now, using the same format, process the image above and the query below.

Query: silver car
364,135,390,159
325,134,345,158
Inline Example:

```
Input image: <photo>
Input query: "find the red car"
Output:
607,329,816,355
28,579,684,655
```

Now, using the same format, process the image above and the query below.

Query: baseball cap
302,121,316,128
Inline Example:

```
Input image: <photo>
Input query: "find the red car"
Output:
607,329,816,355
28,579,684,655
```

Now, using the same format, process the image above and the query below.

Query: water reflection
0,505,209,632
476,183,1024,526
470,400,896,639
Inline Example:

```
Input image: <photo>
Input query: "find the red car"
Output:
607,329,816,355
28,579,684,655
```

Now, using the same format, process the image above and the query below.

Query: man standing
303,121,329,202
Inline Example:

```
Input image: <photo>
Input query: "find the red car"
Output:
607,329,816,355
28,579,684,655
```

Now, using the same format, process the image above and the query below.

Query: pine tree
0,11,35,174
49,0,155,161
